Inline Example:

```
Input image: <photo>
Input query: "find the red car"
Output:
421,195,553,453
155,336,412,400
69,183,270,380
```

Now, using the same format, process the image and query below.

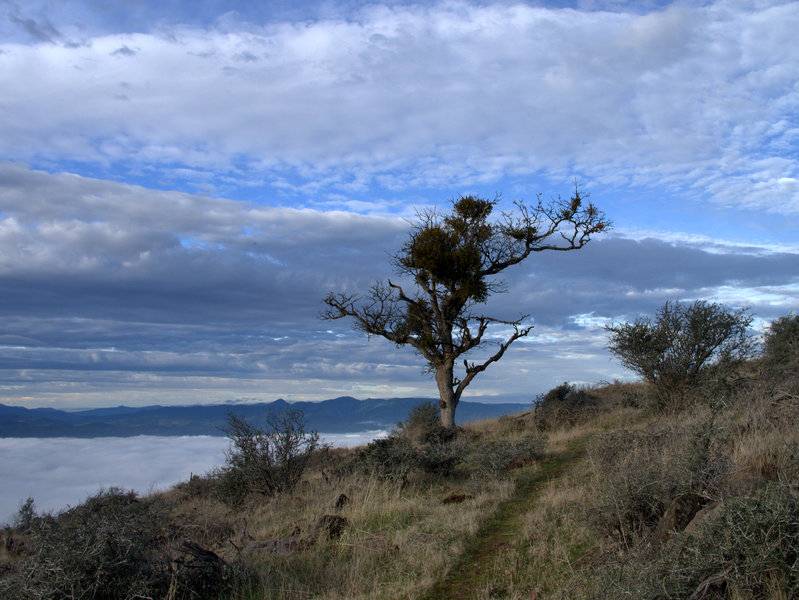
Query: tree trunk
435,361,458,428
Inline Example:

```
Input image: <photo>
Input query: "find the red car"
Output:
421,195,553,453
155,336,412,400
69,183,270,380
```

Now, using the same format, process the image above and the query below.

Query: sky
0,0,797,410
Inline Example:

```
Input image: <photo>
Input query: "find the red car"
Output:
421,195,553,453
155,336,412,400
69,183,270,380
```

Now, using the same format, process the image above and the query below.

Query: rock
650,493,712,549
334,493,350,510
316,514,349,540
441,493,474,504
684,501,722,537
174,539,230,594
246,537,311,556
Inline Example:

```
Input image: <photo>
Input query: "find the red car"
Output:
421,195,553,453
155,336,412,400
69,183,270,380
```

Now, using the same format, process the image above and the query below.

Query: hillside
1,359,797,599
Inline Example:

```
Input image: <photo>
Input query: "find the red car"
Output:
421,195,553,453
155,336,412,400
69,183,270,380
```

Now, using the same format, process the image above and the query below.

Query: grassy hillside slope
2,360,797,599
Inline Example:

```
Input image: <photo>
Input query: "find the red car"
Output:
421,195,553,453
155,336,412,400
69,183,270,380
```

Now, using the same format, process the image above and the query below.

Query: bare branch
456,322,534,397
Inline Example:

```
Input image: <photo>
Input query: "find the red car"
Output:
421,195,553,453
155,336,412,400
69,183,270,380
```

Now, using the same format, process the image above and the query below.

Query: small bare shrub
218,408,321,504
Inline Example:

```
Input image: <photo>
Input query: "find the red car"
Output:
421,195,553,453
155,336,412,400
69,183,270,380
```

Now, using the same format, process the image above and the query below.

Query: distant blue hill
0,397,528,438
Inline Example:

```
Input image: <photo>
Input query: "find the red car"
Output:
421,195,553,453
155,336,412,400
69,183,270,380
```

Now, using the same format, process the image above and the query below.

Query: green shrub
606,300,754,411
356,435,419,484
466,433,546,479
763,313,799,370
395,400,457,445
589,482,799,599
417,441,463,477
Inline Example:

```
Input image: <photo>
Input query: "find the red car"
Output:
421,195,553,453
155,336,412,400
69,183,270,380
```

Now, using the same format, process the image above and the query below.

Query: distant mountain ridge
0,397,527,438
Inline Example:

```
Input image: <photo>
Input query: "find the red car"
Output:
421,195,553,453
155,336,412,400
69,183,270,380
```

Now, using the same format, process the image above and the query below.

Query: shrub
466,433,546,479
356,435,419,484
395,400,457,445
218,408,321,504
589,482,799,599
534,382,600,430
585,416,729,546
763,312,799,370
606,300,754,411
417,438,466,477
0,488,237,600
14,498,36,532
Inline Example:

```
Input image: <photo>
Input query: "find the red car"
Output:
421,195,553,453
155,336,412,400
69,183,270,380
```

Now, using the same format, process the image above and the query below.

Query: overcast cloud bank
0,431,386,525
0,162,797,408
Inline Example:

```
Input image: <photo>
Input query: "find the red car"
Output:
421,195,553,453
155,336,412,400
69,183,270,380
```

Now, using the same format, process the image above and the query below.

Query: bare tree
323,191,609,427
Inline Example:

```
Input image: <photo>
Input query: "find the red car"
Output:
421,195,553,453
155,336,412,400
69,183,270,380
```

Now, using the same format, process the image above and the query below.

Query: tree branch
456,321,533,397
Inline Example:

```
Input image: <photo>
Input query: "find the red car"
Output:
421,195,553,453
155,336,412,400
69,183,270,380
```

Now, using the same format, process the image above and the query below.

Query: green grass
421,436,587,600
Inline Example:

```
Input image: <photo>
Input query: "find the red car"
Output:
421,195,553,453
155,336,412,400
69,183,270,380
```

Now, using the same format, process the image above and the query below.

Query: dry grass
4,367,797,600
217,466,516,600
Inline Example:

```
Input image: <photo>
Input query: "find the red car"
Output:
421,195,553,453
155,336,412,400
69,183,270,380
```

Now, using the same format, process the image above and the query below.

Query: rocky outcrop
650,493,714,549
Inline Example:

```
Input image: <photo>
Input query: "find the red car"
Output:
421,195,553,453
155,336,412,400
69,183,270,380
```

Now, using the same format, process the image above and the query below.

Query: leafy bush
589,482,799,599
218,408,321,504
356,435,419,484
763,312,799,370
606,300,754,411
395,400,457,445
466,434,546,479
355,402,467,483
14,497,36,531
416,442,461,477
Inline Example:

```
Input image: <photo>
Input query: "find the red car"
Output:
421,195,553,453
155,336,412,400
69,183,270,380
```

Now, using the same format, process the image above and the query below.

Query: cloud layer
0,163,796,407
1,1,797,213
0,431,387,524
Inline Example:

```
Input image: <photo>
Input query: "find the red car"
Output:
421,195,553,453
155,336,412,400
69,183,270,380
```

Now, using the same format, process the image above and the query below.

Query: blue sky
0,0,797,409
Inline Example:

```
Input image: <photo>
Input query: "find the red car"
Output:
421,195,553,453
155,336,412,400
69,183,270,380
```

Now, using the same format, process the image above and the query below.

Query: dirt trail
421,438,587,600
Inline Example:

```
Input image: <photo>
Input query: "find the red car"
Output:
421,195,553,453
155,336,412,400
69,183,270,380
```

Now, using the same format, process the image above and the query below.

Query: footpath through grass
420,436,587,600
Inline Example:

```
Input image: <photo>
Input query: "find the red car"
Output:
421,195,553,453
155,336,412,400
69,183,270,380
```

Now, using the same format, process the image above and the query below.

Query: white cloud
0,2,797,210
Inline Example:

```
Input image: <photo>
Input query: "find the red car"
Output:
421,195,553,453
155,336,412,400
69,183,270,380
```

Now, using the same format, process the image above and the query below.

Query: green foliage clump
466,434,547,480
356,402,546,483
356,435,420,485
605,300,754,411
217,408,321,505
395,400,457,446
356,402,462,482
589,482,799,599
